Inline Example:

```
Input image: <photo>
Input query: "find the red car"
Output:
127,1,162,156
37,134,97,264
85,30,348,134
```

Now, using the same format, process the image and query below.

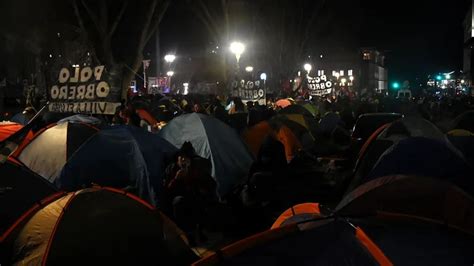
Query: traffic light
435,75,442,81
392,82,400,89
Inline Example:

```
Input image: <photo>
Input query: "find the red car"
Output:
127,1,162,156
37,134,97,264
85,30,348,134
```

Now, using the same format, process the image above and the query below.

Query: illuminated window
363,52,371,60
340,70,344,76
321,70,324,75
348,69,353,76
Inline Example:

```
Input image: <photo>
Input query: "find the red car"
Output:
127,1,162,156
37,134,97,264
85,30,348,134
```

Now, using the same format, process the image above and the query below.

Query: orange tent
276,125,302,162
0,122,23,141
242,121,273,157
242,121,302,162
271,202,321,229
136,108,158,125
275,99,292,109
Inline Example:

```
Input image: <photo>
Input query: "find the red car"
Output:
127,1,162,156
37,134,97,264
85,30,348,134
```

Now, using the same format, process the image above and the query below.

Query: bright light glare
304,63,312,72
229,42,245,56
164,54,176,63
167,71,174,76
245,66,254,72
260,73,267,80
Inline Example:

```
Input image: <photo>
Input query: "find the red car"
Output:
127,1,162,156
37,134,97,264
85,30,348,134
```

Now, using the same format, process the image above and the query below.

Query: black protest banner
307,75,333,96
48,65,121,115
231,79,265,102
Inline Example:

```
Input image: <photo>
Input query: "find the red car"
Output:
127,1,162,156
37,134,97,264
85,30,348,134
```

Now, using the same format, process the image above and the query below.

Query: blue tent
366,137,474,195
159,113,254,198
57,126,177,206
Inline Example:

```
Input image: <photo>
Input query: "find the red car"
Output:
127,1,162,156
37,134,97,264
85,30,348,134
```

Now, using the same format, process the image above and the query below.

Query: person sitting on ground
163,141,217,245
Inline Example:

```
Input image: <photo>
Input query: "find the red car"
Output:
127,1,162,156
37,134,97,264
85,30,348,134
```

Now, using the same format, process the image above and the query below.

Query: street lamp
304,63,312,74
230,41,245,68
349,76,354,82
260,73,267,81
245,66,254,72
164,54,176,63
341,78,347,84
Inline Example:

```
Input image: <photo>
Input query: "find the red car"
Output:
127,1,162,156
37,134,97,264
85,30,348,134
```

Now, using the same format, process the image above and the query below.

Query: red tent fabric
0,122,23,142
136,108,158,125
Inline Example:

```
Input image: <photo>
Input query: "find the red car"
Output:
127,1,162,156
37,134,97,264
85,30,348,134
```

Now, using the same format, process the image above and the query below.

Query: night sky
158,0,472,82
1,0,472,83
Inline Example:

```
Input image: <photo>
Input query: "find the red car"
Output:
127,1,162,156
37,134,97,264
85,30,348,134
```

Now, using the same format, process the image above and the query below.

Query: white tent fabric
18,123,68,182
159,113,254,197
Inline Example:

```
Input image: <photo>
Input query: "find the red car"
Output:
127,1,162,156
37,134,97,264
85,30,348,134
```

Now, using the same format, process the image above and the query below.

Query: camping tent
451,110,474,133
0,158,58,241
242,121,302,163
1,187,197,265
159,113,254,198
279,105,313,117
336,175,474,233
58,125,177,206
347,117,452,194
16,121,99,181
0,122,25,142
193,175,474,265
365,137,473,195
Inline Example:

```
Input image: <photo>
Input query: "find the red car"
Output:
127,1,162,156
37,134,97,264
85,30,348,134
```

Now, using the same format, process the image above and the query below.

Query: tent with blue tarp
159,113,254,198
365,137,474,195
56,125,176,206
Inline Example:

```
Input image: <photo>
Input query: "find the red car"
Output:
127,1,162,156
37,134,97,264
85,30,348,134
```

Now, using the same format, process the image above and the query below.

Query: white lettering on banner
49,65,119,114
80,67,93,82
48,102,121,115
85,84,95,99
96,81,110,97
94,66,104,80
76,85,86,99
232,79,266,101
308,75,333,96
51,85,59,98
70,67,80,83
59,68,70,83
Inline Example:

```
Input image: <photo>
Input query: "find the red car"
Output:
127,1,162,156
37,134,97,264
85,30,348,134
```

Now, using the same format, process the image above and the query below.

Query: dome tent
159,113,253,198
1,187,197,265
0,158,58,241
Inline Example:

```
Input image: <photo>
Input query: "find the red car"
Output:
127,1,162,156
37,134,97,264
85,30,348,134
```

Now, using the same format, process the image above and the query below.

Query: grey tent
159,113,254,198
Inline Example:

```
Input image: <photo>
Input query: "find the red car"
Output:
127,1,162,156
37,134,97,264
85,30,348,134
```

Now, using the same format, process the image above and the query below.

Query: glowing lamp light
167,71,174,77
392,82,400,89
245,66,254,72
260,73,267,81
164,54,176,63
229,42,245,61
304,63,312,73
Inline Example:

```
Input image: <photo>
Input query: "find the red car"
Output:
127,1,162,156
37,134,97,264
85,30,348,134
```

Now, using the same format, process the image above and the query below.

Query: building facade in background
360,48,388,94
310,47,388,96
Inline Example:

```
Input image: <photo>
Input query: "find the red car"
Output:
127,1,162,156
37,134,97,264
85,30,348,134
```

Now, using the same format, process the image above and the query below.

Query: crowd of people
1,90,473,263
